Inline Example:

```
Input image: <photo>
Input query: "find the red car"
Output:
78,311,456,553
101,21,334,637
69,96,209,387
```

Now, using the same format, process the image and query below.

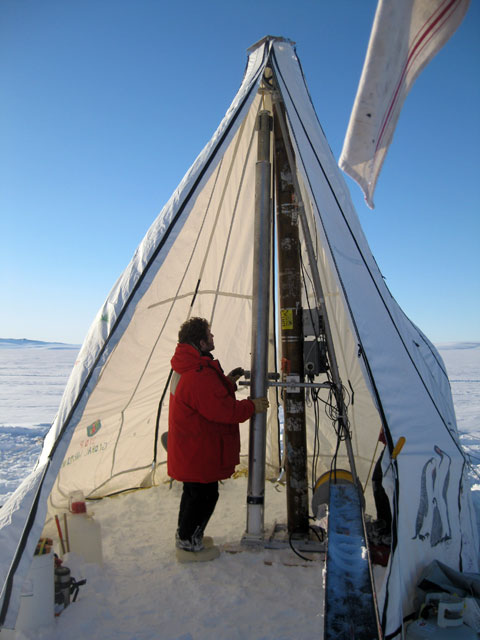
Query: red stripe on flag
375,0,464,152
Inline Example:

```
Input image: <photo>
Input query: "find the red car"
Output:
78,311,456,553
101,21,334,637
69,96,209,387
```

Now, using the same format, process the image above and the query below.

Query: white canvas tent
0,36,478,639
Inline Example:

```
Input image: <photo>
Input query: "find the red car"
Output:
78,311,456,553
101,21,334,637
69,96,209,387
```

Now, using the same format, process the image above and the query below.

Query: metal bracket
238,380,331,390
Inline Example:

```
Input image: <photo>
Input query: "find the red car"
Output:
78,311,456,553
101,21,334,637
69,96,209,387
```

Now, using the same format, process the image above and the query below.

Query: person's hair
178,317,209,348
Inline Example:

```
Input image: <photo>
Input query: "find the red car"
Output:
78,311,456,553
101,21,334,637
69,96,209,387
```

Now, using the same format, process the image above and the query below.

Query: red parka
167,343,255,483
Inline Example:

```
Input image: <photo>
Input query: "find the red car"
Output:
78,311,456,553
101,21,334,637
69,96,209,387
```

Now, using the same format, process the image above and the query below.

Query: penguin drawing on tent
413,445,452,546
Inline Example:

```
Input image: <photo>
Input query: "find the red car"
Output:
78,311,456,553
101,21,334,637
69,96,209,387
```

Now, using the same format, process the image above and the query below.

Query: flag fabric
339,0,470,209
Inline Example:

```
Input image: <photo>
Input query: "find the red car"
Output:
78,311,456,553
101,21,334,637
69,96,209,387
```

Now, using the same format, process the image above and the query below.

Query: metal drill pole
245,110,273,541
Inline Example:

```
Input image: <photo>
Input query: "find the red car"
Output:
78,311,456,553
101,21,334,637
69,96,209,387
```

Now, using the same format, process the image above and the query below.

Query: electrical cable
299,248,331,495
298,230,356,522
299,243,355,513
288,525,326,562
311,386,320,493
309,524,326,543
288,532,312,562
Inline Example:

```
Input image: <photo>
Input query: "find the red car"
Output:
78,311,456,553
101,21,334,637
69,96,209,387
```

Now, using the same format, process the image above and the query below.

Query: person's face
200,326,215,352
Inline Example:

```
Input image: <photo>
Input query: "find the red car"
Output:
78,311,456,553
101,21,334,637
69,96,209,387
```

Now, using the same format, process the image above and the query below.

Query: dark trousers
177,481,219,542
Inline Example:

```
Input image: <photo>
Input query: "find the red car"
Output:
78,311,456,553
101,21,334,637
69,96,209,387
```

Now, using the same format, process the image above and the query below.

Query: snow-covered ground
0,342,79,505
0,340,479,639
438,343,480,461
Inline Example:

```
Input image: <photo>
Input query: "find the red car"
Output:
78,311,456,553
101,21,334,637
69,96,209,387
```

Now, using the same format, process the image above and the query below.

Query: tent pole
244,109,273,541
272,94,361,489
273,105,310,536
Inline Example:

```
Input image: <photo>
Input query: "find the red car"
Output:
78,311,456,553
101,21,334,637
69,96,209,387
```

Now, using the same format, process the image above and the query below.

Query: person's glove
251,397,269,413
227,367,244,384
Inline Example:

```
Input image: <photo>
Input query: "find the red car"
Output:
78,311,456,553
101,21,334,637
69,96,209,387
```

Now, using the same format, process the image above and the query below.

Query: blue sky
1,0,479,344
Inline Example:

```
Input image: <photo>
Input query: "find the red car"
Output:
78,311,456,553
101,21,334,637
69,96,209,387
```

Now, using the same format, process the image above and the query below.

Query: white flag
339,0,470,208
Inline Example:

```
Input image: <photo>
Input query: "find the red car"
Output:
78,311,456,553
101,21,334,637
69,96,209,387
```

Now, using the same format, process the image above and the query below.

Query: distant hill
0,338,80,350
436,342,480,351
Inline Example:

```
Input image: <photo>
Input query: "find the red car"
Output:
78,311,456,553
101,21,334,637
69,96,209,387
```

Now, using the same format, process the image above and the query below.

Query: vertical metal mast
245,109,273,541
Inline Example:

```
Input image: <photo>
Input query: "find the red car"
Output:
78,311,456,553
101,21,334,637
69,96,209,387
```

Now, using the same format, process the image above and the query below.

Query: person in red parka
168,317,268,563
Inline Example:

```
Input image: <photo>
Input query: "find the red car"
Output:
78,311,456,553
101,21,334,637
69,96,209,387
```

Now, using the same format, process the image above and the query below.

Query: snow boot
175,545,220,563
175,528,214,550
202,535,214,547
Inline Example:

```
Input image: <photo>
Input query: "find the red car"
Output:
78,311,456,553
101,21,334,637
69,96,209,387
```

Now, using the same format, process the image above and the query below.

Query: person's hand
227,367,244,384
251,397,269,413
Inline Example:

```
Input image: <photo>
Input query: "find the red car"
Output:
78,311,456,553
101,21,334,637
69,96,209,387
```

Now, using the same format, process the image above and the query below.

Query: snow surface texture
0,341,478,639
0,343,78,506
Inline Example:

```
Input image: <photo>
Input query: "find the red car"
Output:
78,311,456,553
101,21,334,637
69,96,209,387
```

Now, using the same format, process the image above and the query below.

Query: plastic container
15,552,54,632
69,490,87,514
405,619,477,639
66,512,103,564
423,591,466,627
438,596,465,627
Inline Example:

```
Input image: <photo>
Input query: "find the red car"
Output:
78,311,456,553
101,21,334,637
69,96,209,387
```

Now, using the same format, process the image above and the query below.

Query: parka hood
171,342,216,374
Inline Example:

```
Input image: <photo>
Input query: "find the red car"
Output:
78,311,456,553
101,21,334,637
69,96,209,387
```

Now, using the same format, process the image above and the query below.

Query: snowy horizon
2,337,480,350
0,338,81,350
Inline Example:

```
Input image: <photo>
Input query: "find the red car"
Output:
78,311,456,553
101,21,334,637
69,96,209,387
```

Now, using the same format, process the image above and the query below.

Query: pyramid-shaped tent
1,37,478,638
